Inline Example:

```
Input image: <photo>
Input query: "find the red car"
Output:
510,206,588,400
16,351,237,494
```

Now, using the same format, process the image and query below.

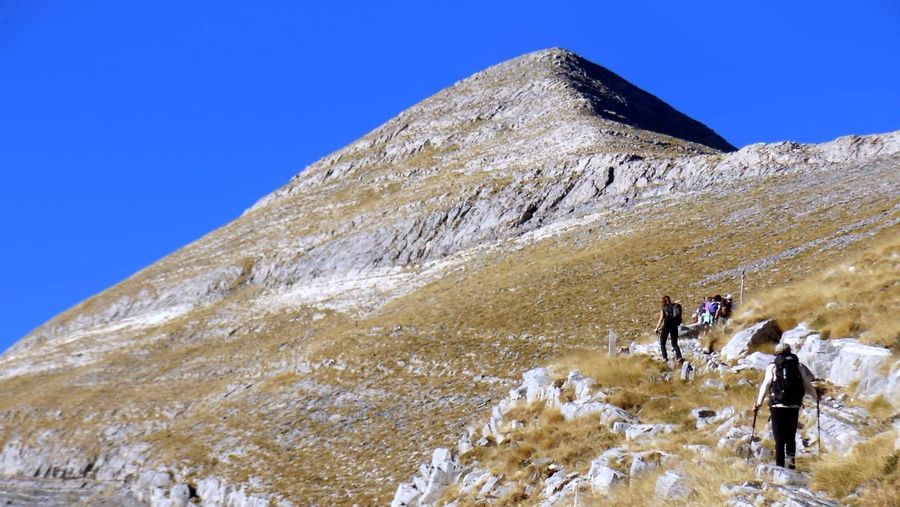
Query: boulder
796,335,843,379
691,408,717,429
827,341,892,394
458,468,492,496
591,447,629,468
655,471,693,500
391,484,421,507
803,404,864,454
560,401,606,421
169,484,191,507
734,352,773,371
625,423,677,442
703,379,726,390
680,362,695,381
629,451,675,477
523,368,553,403
721,320,781,362
780,322,815,350
543,469,574,497
588,464,625,493
566,370,596,402
754,463,808,487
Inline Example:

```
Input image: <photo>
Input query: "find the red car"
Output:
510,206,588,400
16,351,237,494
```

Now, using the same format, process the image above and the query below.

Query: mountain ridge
0,48,898,505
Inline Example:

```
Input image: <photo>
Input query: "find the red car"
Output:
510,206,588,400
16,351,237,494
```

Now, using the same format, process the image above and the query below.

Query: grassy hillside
0,164,896,504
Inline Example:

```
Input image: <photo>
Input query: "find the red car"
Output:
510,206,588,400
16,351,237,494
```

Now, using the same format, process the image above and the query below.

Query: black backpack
770,353,804,406
663,303,683,326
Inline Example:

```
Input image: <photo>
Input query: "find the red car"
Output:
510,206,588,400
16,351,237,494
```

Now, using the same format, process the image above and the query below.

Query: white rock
827,341,892,395
691,408,717,429
170,483,191,507
391,483,420,507
655,470,692,500
523,368,552,403
591,447,628,468
734,351,773,371
588,464,625,493
625,423,677,442
629,451,674,477
566,370,596,402
703,379,727,390
780,322,815,350
721,320,781,362
796,335,842,379
754,463,808,487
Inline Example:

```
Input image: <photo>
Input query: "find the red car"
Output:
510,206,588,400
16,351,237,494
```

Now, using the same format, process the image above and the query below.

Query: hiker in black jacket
654,295,683,364
754,343,816,469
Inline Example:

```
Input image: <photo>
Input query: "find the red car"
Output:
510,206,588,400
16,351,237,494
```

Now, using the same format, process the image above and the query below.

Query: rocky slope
0,48,898,505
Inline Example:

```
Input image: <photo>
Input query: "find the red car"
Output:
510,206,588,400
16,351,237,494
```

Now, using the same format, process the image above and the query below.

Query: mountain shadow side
552,49,736,152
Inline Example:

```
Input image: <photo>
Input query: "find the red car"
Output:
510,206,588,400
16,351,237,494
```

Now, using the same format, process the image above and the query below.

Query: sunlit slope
0,152,895,503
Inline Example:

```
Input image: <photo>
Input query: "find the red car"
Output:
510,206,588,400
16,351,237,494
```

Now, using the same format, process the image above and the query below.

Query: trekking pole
747,405,759,463
816,393,822,456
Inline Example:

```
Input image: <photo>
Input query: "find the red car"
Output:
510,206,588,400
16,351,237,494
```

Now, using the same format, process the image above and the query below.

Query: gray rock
655,470,693,500
734,351,773,371
566,370,596,402
169,483,191,507
796,335,842,379
629,451,675,477
588,464,625,493
754,463,808,487
780,322,815,350
721,320,781,362
625,423,677,442
523,368,553,403
827,341,892,396
703,379,727,390
680,361,695,381
391,482,421,507
691,407,718,429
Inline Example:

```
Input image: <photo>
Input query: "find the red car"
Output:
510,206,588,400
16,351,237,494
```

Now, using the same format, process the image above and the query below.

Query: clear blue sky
1,1,898,352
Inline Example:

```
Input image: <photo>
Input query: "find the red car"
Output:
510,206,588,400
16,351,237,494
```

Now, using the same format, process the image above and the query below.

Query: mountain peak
501,48,736,152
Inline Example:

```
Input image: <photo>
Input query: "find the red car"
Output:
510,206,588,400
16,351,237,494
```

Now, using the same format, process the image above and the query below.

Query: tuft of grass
812,432,899,504
730,231,900,350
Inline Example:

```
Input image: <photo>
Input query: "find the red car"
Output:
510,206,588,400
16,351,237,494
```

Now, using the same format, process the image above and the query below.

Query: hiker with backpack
717,294,734,323
654,295,683,364
754,343,817,469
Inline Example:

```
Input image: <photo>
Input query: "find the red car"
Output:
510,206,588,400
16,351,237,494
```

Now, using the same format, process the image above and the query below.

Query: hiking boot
787,456,796,470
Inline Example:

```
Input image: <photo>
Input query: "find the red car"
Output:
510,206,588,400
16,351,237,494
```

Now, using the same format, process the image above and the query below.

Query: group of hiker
692,293,734,326
655,294,820,472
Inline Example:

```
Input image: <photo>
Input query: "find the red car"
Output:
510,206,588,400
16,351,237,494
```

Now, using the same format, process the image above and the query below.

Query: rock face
1,47,899,504
720,320,782,362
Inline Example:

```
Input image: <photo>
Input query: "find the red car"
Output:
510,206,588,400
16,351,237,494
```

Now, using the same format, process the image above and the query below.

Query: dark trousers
659,325,682,361
771,407,800,468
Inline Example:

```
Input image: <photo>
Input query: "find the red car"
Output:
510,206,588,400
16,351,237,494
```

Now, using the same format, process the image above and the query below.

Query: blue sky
1,1,898,352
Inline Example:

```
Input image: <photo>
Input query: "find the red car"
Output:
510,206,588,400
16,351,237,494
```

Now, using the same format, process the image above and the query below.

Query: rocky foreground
392,320,899,506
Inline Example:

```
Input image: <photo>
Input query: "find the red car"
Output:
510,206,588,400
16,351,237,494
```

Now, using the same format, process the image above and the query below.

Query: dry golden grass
731,231,900,349
812,432,900,505
0,170,897,504
465,403,622,479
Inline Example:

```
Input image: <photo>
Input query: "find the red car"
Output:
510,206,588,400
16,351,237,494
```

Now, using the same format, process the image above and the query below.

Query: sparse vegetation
731,231,900,350
812,432,900,505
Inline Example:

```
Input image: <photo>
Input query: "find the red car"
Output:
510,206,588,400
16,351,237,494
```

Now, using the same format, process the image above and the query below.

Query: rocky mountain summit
1,48,898,505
